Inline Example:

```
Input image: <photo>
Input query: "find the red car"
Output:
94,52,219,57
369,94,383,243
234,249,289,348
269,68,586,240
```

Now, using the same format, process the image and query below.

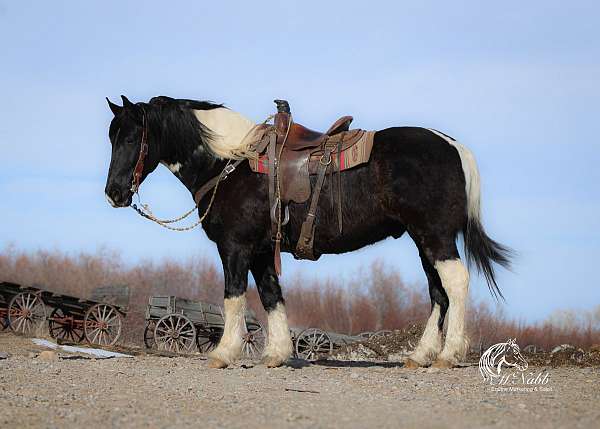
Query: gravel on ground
1,332,599,429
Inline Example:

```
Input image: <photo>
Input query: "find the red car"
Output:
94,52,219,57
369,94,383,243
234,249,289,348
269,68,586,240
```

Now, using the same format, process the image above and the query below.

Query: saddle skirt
248,128,375,203
249,129,374,175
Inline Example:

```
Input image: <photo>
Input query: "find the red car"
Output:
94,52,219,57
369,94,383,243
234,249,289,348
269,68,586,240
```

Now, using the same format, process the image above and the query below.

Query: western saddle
195,100,374,275
258,100,374,273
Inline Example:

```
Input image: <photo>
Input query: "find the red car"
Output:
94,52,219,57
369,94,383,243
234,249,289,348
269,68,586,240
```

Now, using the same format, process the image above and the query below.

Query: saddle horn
274,99,290,114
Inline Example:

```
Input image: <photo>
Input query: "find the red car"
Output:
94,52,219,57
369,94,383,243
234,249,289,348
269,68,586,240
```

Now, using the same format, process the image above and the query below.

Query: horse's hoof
207,358,228,369
431,358,454,369
261,356,285,368
403,358,422,369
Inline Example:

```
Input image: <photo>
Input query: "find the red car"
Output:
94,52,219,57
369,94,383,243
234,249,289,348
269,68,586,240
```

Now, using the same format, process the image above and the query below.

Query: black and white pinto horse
104,96,511,369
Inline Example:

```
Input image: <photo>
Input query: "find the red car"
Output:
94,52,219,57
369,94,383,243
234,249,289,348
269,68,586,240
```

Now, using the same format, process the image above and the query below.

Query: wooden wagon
291,327,362,360
43,285,129,347
144,295,265,358
0,281,128,347
0,281,47,335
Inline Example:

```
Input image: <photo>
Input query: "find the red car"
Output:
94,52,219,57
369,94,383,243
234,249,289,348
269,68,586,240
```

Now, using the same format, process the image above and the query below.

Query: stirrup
270,201,289,226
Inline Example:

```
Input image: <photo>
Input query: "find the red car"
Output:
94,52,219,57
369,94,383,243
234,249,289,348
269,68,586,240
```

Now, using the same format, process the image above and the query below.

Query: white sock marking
435,259,470,363
209,295,246,364
264,303,293,363
409,304,442,365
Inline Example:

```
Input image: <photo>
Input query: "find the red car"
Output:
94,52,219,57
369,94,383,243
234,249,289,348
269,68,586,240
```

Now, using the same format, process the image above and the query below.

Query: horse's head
104,96,161,207
501,338,528,371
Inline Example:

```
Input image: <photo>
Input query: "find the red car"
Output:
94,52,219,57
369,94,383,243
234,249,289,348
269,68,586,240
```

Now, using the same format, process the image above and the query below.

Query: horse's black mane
143,96,224,159
148,96,224,111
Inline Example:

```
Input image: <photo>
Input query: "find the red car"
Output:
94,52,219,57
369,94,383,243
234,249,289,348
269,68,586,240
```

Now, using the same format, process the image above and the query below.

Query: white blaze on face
193,108,256,159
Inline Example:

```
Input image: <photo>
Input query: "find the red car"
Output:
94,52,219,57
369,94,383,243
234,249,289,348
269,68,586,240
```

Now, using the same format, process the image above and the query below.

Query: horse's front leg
208,247,251,369
250,252,293,367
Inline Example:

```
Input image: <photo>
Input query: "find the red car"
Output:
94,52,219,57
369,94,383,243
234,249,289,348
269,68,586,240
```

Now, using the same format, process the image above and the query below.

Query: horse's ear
121,95,134,108
106,97,122,116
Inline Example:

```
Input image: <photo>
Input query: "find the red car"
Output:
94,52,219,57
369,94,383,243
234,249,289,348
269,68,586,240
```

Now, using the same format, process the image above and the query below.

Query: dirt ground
1,332,599,429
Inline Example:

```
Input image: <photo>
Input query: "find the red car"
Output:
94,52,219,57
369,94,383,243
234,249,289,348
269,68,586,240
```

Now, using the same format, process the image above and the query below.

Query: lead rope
131,160,231,231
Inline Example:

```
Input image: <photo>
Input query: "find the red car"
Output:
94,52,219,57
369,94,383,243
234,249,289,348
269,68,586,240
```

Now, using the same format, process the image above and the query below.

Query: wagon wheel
295,328,333,361
154,314,197,353
143,320,157,349
0,311,7,331
8,292,47,336
84,303,123,346
48,307,85,343
196,327,223,354
242,322,266,359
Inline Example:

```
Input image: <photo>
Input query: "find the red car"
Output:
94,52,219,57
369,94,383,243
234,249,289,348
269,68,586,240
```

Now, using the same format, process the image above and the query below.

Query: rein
131,160,236,231
130,109,148,194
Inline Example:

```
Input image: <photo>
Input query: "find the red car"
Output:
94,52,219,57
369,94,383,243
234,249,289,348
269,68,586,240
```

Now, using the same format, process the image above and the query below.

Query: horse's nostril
110,187,122,204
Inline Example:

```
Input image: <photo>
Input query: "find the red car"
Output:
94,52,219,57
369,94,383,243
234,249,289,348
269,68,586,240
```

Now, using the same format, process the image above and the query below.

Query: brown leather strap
130,110,148,193
268,130,277,228
295,146,333,260
337,138,343,234
265,129,282,275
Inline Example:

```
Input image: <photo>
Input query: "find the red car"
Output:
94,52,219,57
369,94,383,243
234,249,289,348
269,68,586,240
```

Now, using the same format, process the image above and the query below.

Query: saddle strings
275,114,292,245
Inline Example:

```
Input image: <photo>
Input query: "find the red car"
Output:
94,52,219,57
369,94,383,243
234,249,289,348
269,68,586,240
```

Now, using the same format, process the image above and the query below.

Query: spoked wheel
242,322,266,359
154,314,197,353
143,320,157,349
0,311,7,331
295,328,333,361
196,327,223,354
84,303,123,346
48,307,85,343
8,292,47,336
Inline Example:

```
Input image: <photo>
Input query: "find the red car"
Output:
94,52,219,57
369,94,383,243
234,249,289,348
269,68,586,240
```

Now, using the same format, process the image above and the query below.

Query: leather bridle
130,109,148,194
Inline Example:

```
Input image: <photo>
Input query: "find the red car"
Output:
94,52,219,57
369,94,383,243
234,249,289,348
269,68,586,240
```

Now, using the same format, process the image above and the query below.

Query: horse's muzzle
105,185,132,208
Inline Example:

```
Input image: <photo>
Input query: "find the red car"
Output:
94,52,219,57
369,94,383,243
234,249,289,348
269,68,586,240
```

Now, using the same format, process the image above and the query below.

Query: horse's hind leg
250,253,293,367
405,250,449,368
431,256,470,368
408,230,470,368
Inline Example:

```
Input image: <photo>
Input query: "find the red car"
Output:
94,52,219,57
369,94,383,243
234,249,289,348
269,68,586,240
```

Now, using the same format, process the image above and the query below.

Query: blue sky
0,1,598,321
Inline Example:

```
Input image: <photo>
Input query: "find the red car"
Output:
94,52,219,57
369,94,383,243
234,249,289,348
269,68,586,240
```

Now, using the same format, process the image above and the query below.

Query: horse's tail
451,141,513,299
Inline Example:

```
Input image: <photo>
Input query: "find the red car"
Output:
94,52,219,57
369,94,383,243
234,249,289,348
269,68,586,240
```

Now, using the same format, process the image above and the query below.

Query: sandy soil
1,332,599,429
